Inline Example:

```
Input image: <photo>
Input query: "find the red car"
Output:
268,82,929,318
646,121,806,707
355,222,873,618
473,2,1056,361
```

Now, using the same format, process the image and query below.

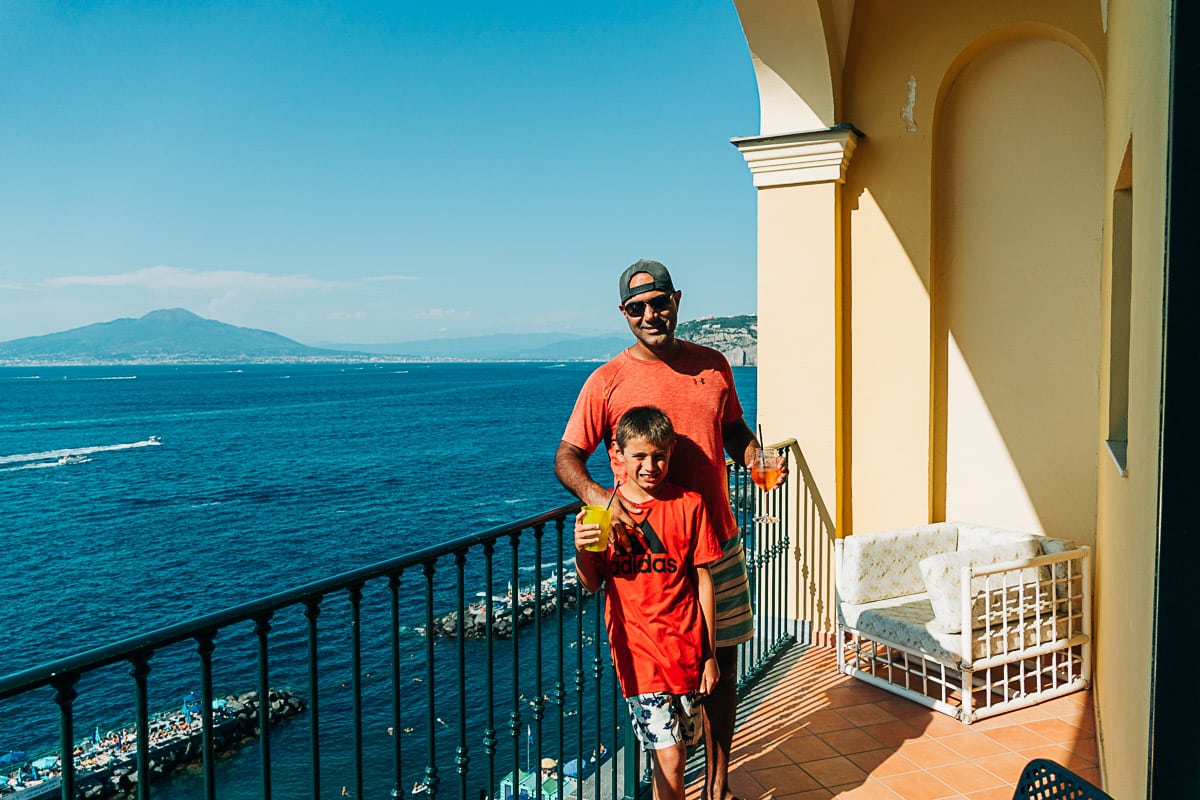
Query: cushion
954,522,1039,550
919,540,1041,633
839,524,959,604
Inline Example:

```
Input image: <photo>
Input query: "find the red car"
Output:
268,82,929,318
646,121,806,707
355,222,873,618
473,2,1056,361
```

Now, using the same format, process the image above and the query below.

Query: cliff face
677,314,757,366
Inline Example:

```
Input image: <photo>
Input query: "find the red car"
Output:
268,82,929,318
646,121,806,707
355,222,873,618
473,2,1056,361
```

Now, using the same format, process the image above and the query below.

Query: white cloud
44,266,336,293
415,308,472,320
327,310,368,321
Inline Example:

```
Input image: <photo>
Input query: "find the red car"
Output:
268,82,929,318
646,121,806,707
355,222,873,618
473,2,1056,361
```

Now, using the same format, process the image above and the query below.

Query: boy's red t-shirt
598,483,724,697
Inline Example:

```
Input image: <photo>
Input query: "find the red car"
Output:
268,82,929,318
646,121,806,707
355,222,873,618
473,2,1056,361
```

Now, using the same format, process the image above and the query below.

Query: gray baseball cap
618,259,675,303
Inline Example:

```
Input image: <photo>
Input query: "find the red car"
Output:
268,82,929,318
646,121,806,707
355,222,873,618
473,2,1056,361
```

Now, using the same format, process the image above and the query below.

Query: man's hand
603,491,639,554
751,445,791,490
556,440,640,553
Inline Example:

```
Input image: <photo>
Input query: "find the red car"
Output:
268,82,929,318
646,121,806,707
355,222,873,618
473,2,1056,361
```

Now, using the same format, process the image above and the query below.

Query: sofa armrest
961,546,1092,662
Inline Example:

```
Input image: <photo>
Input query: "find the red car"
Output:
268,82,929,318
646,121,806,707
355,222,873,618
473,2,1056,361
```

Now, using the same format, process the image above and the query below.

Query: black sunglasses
621,294,674,317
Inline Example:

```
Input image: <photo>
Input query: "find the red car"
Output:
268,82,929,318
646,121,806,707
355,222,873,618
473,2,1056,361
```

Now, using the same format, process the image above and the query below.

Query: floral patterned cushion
839,524,958,604
954,522,1042,550
918,540,1042,633
841,594,1073,663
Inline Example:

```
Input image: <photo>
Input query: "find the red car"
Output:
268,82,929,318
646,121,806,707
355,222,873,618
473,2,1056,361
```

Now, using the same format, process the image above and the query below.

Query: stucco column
733,125,859,536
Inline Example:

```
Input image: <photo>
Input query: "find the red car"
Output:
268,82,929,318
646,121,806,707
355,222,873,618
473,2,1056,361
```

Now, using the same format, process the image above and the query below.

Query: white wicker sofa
835,522,1091,723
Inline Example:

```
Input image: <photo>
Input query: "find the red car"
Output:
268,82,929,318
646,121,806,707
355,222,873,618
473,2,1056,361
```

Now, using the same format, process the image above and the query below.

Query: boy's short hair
615,406,676,450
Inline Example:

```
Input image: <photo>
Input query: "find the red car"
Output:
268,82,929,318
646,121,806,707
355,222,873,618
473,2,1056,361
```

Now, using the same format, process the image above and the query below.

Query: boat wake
0,437,163,466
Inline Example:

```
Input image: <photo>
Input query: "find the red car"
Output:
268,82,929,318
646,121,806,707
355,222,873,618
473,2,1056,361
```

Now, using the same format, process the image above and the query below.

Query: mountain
0,308,366,365
0,309,758,365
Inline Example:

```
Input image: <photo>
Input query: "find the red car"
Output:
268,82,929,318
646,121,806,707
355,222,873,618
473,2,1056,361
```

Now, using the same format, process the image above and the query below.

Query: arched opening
932,35,1104,540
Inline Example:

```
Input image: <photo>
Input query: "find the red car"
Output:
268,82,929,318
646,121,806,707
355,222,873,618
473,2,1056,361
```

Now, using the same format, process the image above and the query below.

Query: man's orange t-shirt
561,341,744,542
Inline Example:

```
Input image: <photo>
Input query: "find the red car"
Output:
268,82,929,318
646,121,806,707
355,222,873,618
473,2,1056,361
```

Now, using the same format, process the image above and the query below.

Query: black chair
1012,758,1113,799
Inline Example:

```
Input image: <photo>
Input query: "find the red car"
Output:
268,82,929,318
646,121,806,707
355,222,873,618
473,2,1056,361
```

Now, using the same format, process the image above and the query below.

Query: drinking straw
757,424,767,467
604,480,621,510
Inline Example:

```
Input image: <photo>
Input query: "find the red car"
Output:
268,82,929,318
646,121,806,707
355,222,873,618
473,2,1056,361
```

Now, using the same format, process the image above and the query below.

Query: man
555,259,784,800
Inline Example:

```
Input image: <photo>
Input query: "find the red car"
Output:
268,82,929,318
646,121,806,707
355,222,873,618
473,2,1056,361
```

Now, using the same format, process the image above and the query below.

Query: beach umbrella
0,751,26,766
560,759,585,778
32,756,59,770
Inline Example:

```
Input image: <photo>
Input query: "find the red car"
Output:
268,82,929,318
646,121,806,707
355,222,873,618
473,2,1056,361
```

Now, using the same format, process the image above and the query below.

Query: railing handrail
768,437,835,536
0,501,583,700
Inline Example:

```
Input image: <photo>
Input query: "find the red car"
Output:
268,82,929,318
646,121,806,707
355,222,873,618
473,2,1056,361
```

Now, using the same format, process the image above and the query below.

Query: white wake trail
0,437,162,465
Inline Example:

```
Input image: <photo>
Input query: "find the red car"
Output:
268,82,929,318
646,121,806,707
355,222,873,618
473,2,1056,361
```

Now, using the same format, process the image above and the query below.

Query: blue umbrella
0,751,26,766
32,756,59,770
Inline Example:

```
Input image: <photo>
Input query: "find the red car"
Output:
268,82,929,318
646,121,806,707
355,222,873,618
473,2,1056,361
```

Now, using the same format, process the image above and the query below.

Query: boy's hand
582,487,638,554
698,657,720,697
574,509,608,554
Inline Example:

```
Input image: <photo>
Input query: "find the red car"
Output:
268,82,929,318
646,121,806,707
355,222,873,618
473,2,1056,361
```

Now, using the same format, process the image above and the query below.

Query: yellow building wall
755,182,839,513
737,0,1172,793
1091,1,1169,796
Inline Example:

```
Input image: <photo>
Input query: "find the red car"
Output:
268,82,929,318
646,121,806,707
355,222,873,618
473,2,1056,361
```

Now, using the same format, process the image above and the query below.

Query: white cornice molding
731,125,862,188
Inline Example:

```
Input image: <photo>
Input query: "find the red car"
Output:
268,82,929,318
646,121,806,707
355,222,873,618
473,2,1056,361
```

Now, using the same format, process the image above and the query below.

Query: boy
573,406,723,800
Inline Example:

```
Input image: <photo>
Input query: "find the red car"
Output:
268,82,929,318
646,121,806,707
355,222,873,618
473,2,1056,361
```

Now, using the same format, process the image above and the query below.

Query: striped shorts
712,534,754,647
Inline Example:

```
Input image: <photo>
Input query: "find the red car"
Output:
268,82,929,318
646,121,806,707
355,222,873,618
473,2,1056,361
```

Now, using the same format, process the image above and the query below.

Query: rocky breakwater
68,689,304,799
425,573,582,639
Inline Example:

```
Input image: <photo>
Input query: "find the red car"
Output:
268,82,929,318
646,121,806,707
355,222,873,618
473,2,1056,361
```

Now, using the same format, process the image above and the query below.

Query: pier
3,688,305,799
424,572,584,639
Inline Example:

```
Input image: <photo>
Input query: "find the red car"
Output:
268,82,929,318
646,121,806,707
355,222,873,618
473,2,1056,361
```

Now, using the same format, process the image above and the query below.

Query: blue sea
0,362,756,799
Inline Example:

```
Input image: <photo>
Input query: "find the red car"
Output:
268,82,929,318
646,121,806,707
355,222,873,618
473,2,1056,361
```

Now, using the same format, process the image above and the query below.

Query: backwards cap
618,259,675,303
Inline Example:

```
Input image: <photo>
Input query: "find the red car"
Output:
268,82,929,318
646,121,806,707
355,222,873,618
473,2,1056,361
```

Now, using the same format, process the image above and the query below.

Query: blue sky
0,1,760,345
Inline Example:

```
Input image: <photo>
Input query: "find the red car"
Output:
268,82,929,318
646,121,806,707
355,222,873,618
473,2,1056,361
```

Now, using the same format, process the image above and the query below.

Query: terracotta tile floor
685,644,1100,800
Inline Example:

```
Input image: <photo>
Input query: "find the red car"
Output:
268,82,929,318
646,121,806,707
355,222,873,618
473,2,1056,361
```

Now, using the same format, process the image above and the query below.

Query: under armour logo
694,377,706,385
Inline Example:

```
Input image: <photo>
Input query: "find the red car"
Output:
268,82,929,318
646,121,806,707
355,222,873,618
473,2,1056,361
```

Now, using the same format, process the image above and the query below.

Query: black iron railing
0,460,800,800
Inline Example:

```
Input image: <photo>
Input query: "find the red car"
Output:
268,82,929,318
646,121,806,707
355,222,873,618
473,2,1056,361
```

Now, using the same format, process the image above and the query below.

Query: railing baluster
532,523,544,800
591,588,605,800
389,572,405,800
196,631,216,800
454,549,470,800
348,584,365,800
52,674,78,800
509,530,523,800
305,597,323,800
614,664,628,800
254,613,274,800
573,562,585,800
423,561,440,799
482,541,497,800
131,651,152,800
553,517,566,791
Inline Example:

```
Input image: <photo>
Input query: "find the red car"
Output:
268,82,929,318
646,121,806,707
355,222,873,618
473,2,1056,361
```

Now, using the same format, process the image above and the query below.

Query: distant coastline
0,309,757,367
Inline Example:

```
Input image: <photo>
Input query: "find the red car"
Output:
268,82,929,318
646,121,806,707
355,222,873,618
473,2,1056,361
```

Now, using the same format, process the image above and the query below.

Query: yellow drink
581,505,612,552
